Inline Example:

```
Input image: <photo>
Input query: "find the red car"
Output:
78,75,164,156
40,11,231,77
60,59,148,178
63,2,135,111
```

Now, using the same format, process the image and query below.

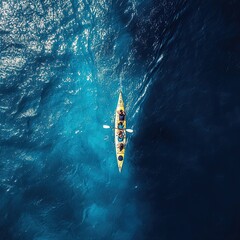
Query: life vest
118,136,123,142
119,114,125,121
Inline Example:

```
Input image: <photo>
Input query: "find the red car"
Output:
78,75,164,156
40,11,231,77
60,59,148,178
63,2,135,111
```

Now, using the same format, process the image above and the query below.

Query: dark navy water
1,0,240,239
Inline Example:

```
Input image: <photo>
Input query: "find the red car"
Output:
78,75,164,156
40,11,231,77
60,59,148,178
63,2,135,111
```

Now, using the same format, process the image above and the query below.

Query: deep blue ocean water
1,0,240,239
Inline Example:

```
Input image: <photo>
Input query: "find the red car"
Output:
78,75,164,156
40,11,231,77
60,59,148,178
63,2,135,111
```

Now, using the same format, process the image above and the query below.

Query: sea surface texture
1,0,240,239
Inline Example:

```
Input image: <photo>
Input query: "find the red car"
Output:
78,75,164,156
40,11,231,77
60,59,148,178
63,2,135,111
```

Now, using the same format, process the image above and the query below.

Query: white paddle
103,125,133,133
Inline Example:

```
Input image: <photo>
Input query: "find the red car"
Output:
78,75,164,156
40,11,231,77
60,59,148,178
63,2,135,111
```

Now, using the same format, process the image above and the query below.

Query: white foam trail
119,77,123,91
132,53,164,119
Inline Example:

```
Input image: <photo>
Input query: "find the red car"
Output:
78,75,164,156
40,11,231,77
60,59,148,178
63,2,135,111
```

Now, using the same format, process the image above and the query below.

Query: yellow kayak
115,92,126,173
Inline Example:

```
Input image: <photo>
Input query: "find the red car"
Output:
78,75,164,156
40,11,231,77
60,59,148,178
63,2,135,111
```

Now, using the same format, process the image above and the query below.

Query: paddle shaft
103,125,133,133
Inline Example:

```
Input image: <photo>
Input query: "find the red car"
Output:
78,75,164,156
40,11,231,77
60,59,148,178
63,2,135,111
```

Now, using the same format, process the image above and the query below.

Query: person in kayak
117,130,124,142
118,122,124,129
117,143,124,151
117,109,126,121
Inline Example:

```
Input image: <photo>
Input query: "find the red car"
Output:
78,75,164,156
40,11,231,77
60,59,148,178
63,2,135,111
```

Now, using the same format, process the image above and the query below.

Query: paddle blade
103,125,111,129
126,129,133,133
